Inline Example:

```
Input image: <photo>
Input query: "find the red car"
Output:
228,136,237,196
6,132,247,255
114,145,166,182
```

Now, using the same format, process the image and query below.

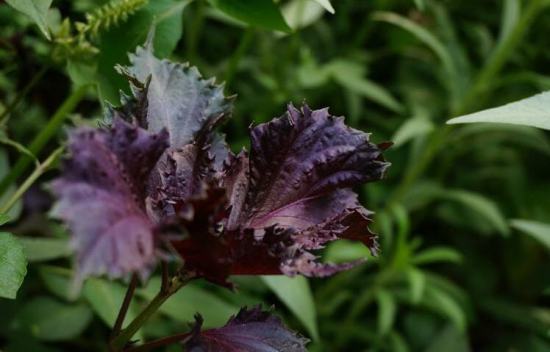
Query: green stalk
111,273,195,351
0,65,49,125
0,84,91,198
0,147,63,214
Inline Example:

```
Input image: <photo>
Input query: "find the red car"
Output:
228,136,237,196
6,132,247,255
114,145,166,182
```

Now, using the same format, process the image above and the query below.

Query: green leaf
424,286,467,332
447,91,550,130
0,214,10,226
281,0,326,30
98,0,188,103
375,289,397,336
391,114,434,148
372,11,457,80
413,0,425,11
17,237,70,262
0,150,23,221
38,266,74,301
443,190,510,236
0,232,27,299
495,0,520,54
261,275,319,341
424,324,470,352
510,219,550,251
13,297,93,341
209,0,291,32
5,0,53,40
83,278,143,340
406,267,426,304
312,0,334,14
0,133,39,167
136,277,239,328
412,247,462,265
329,60,404,113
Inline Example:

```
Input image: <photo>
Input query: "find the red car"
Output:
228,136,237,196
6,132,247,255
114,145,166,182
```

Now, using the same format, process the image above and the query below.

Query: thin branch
160,261,170,294
110,274,139,344
125,331,191,352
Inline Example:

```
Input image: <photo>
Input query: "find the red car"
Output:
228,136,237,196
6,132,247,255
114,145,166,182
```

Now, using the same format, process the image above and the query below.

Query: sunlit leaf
261,275,319,340
447,91,550,130
510,219,550,251
312,0,334,14
0,231,26,299
5,0,53,40
209,0,291,32
282,0,325,30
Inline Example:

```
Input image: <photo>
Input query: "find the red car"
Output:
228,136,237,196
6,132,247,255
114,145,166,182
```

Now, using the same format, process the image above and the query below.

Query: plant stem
0,147,63,214
110,274,139,345
0,65,49,126
0,84,91,198
111,272,196,351
125,331,192,352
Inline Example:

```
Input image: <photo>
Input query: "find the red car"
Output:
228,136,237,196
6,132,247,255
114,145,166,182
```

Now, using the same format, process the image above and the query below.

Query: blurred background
1,0,550,351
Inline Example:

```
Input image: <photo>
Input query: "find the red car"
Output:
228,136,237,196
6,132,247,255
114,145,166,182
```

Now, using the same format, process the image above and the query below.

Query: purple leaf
229,103,390,231
182,305,309,352
51,119,168,284
116,29,234,150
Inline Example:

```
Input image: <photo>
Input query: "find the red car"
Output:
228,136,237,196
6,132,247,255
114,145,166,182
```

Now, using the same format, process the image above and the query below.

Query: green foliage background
1,0,550,351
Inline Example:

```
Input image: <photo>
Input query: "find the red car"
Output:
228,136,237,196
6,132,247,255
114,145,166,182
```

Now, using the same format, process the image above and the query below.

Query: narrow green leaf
0,150,23,221
375,289,397,336
406,267,426,303
329,60,403,113
0,134,39,167
495,0,520,53
413,0,425,11
13,297,93,341
0,214,10,226
510,219,550,251
5,0,53,40
312,0,334,14
136,277,239,328
0,232,27,299
424,324,470,352
83,278,143,340
372,11,457,80
391,114,434,148
209,0,291,32
412,247,462,265
424,286,467,332
261,275,319,341
17,237,70,262
443,190,510,236
447,91,550,130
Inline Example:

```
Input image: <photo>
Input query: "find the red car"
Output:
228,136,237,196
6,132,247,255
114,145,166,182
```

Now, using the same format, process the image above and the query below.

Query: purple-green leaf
182,305,309,352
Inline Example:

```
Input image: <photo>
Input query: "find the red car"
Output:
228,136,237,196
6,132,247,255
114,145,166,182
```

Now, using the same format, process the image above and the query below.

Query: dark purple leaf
51,119,168,284
182,305,309,352
228,103,390,232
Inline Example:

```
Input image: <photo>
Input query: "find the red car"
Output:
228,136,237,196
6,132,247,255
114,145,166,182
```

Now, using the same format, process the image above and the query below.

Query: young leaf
5,0,53,40
50,119,169,284
447,91,550,130
182,305,309,351
209,0,292,33
261,275,319,340
0,231,27,299
510,219,550,251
